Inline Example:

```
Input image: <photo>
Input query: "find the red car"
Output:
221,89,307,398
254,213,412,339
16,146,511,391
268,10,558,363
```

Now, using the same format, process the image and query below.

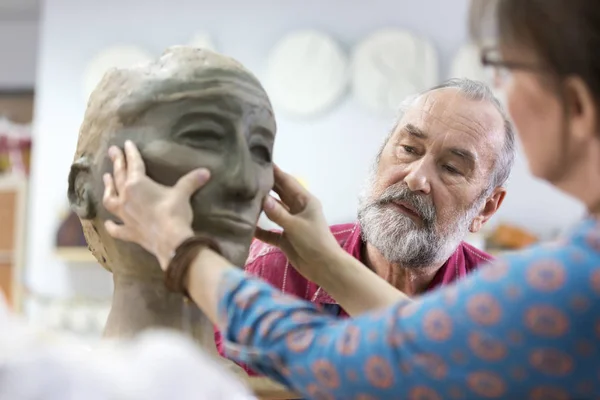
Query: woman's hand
258,166,410,316
102,140,210,270
255,166,343,284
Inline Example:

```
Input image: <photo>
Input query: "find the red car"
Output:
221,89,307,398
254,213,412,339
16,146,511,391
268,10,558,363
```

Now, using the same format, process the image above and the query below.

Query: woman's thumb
262,196,292,227
174,168,210,198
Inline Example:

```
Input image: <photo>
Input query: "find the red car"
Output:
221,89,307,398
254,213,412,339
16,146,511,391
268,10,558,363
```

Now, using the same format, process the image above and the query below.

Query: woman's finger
271,195,290,212
272,165,310,214
262,195,293,227
174,168,211,199
102,173,119,213
254,227,283,247
123,140,146,179
109,146,127,192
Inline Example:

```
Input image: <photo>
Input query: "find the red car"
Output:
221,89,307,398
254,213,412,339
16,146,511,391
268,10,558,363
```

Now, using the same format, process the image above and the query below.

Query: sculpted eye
251,144,272,163
178,130,223,148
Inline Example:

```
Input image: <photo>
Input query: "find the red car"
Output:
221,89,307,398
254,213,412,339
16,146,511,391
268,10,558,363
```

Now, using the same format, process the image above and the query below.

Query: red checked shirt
214,222,494,375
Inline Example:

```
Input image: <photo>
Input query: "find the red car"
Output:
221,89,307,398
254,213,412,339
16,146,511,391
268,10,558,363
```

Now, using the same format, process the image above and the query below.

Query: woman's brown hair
470,0,600,97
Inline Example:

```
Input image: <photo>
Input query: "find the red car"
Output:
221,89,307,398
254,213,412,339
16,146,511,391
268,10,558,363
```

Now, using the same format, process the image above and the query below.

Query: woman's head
470,0,600,201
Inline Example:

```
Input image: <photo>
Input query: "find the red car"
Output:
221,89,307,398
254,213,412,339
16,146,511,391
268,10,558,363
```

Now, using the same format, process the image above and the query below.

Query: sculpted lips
202,212,255,234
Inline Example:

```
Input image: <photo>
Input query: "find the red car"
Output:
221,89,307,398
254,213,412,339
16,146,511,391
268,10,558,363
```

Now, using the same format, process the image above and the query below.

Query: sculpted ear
68,156,97,220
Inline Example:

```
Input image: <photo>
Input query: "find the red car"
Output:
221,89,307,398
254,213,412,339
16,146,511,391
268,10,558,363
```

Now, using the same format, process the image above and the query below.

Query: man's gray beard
357,182,483,270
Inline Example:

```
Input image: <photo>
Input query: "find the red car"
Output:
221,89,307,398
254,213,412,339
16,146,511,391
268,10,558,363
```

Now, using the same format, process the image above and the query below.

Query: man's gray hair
376,78,516,192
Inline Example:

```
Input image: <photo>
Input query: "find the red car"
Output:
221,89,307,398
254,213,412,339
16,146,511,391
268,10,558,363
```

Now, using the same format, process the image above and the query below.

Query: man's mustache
374,183,436,227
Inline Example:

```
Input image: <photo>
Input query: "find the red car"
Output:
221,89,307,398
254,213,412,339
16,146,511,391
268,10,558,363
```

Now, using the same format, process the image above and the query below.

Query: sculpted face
359,88,506,268
68,47,275,277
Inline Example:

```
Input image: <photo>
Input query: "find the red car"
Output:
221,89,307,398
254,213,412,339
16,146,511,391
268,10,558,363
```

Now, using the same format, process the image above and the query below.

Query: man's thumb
175,168,210,198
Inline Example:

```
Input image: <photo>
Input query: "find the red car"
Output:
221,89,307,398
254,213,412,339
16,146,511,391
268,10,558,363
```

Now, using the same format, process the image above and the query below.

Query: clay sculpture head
67,46,276,339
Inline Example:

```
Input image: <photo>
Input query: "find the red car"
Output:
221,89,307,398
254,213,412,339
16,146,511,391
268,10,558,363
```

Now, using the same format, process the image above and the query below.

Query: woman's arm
308,249,410,315
183,247,231,323
177,244,407,332
214,247,594,399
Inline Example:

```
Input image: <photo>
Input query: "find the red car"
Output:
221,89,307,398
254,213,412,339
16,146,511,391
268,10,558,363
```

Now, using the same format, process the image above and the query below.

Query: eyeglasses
480,47,542,88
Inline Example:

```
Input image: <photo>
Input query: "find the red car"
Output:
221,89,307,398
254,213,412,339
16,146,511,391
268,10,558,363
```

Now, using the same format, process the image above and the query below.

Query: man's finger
174,168,211,199
109,146,127,192
272,164,310,214
254,227,283,247
124,140,146,178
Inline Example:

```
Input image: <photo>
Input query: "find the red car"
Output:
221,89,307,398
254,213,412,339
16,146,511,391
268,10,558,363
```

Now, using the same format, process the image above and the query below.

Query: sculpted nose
223,145,259,201
404,161,431,195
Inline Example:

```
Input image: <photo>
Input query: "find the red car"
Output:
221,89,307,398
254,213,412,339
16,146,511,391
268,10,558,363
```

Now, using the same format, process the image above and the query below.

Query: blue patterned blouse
216,217,600,399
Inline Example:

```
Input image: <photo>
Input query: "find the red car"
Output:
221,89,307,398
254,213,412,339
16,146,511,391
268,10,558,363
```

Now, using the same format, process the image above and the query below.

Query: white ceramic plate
351,28,439,115
449,43,505,103
449,43,489,82
265,30,349,117
82,45,153,102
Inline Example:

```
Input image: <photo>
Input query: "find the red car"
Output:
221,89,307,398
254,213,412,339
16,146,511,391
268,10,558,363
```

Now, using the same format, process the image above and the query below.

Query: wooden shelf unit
0,174,27,313
55,246,96,263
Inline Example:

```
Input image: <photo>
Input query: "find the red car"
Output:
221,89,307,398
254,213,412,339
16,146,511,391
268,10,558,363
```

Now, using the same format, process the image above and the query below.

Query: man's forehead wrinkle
411,106,488,141
411,93,495,142
403,94,505,180
419,93,438,115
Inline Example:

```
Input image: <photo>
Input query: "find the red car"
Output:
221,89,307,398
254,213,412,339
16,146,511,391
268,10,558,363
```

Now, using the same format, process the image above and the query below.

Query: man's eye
402,146,417,154
251,145,272,163
444,165,462,175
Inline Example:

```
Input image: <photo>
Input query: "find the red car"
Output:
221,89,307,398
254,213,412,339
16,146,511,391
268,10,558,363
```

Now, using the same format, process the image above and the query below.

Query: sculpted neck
104,273,186,337
104,273,218,354
364,242,443,296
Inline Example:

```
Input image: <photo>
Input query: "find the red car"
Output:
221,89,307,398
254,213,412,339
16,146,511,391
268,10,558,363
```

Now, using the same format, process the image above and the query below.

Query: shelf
0,173,27,190
55,247,96,263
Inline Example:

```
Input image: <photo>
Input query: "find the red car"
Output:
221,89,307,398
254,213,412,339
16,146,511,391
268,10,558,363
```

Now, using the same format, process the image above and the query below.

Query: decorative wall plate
82,45,153,102
449,44,488,82
265,30,349,117
449,43,505,103
351,28,439,114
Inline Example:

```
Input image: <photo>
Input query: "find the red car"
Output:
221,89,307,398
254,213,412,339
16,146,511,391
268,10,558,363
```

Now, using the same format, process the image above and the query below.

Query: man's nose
403,160,432,195
223,143,259,201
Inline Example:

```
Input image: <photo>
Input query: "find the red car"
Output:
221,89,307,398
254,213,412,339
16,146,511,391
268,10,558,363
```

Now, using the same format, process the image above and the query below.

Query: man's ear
68,156,97,220
469,187,506,233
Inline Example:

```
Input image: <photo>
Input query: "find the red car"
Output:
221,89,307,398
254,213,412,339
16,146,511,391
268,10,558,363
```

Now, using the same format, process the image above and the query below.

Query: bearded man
214,78,516,375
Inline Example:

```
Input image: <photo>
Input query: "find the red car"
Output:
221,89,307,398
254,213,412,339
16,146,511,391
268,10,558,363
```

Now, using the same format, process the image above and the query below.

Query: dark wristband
164,235,222,296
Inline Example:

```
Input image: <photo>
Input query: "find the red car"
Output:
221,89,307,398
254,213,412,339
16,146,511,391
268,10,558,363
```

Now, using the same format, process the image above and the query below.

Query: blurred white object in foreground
0,293,256,400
